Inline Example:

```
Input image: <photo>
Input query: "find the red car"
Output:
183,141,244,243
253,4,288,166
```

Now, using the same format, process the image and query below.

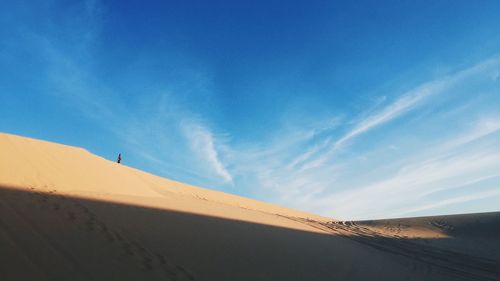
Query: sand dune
0,133,499,281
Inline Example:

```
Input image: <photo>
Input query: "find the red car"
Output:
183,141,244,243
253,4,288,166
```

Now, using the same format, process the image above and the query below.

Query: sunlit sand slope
0,133,498,281
0,133,327,229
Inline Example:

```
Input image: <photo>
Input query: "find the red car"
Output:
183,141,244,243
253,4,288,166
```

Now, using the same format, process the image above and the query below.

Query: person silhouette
117,153,122,164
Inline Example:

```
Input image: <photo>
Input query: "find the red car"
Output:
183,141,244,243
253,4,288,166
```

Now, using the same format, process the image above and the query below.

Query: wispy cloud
293,81,446,170
442,118,500,149
321,145,500,219
226,57,500,219
294,57,500,172
19,1,233,189
400,188,500,216
335,81,445,148
46,46,231,186
241,115,500,220
182,121,233,184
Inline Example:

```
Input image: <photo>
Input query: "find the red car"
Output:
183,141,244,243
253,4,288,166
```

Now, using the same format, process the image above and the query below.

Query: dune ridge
0,133,327,230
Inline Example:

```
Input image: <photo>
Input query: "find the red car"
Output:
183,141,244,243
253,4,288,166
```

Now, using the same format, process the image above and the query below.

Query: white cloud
227,57,500,219
182,121,233,184
400,188,500,216
320,148,500,219
441,118,500,149
335,81,445,148
292,57,500,173
293,82,447,171
22,8,234,189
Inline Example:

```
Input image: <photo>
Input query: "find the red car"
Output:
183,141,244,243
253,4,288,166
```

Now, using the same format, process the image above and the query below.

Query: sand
0,132,499,281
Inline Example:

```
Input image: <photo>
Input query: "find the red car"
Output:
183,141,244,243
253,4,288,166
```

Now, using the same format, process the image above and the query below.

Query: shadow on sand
0,185,499,281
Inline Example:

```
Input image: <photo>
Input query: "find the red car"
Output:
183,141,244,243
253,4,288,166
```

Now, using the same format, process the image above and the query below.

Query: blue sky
1,0,500,219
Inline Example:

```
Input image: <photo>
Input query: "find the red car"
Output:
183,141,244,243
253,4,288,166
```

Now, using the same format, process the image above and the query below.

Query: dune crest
0,133,327,231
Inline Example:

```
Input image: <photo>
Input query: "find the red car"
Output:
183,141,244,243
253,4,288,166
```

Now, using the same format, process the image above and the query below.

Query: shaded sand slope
1,133,499,281
356,212,500,260
321,213,500,280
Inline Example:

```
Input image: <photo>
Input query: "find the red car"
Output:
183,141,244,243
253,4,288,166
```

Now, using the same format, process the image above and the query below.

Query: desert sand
0,132,499,281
